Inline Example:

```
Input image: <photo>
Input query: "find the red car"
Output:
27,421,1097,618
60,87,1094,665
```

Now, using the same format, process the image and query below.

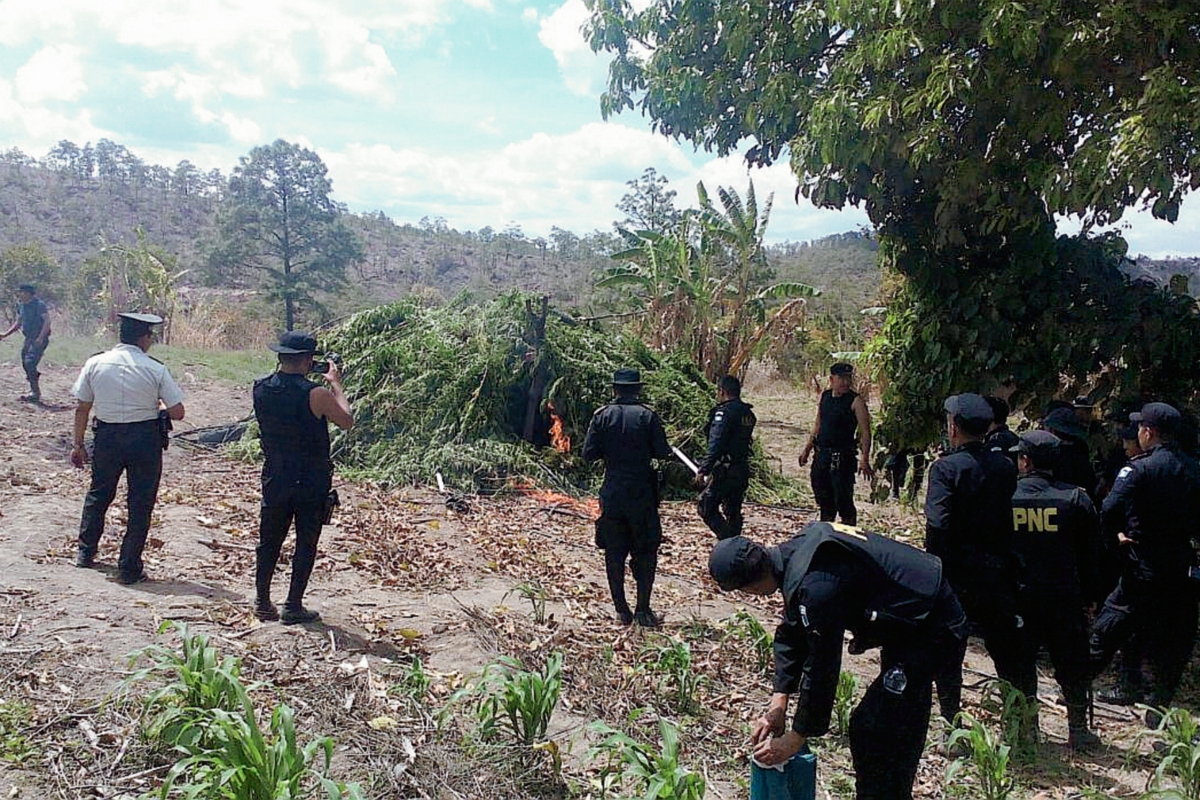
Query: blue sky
0,0,1196,256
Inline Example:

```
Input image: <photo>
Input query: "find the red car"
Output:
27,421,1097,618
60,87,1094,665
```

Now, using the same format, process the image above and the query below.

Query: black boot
1067,704,1101,750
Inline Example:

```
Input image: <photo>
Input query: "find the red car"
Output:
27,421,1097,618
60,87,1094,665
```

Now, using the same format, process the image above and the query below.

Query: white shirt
72,344,185,423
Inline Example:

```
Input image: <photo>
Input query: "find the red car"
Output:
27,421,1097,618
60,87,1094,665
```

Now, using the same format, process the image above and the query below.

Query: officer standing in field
71,313,185,583
583,368,673,627
1009,430,1103,749
925,393,1029,722
1089,402,1200,725
710,524,966,800
696,375,756,540
1042,406,1097,498
0,284,52,403
798,362,873,525
253,331,354,625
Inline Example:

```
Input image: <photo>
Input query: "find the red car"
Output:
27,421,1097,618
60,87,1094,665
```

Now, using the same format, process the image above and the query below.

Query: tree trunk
521,296,550,444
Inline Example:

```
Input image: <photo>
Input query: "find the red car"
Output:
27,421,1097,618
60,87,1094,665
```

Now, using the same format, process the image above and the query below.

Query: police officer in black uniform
1041,407,1097,499
710,524,966,800
799,362,873,525
582,368,673,627
1010,430,1102,749
253,331,354,624
696,375,756,540
70,313,185,583
983,395,1020,467
1,284,52,403
1089,402,1200,724
925,393,1030,722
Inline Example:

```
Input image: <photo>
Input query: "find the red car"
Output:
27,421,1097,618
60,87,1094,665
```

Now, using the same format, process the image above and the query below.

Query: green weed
460,652,563,750
643,637,706,716
588,714,706,800
0,701,38,764
1145,707,1200,799
980,679,1039,763
389,655,433,701
725,609,773,676
946,713,1014,800
833,670,857,736
506,580,549,625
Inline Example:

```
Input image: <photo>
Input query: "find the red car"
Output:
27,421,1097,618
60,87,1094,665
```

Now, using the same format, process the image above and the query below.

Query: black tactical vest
816,390,858,450
253,372,330,464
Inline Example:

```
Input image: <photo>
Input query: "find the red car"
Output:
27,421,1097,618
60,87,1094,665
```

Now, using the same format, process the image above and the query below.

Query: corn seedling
643,637,706,716
0,701,38,764
981,679,1039,763
588,715,706,800
460,652,563,751
506,580,549,625
725,609,773,677
389,655,433,701
159,702,363,800
1146,706,1200,800
125,621,253,749
946,713,1014,800
833,670,857,736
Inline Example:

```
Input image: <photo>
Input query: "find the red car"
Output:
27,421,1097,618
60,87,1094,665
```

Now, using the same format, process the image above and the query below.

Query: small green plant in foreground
643,638,705,716
834,670,857,736
389,655,433,701
725,609,773,677
1145,706,1200,800
946,713,1014,800
981,679,1039,763
460,652,563,750
128,620,362,799
506,580,549,625
589,714,706,800
0,701,38,764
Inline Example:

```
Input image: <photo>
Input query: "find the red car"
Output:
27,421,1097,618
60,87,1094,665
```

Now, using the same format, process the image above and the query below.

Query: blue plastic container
749,746,817,800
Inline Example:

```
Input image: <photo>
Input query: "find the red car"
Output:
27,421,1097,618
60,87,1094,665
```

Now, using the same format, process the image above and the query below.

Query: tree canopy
588,0,1200,444
214,140,363,331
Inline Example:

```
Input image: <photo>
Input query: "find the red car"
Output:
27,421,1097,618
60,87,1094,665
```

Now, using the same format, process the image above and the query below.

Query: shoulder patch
1116,465,1134,480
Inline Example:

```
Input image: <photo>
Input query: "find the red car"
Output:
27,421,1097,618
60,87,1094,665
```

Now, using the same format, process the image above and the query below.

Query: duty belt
94,418,158,428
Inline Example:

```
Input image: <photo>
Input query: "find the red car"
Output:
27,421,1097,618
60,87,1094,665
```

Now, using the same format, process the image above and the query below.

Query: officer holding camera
253,331,353,624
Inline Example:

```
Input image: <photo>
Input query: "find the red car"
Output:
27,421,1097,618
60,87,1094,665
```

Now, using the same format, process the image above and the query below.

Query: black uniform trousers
697,463,749,540
1021,593,1091,709
812,447,857,525
256,462,330,608
935,589,1033,721
596,503,660,615
1090,576,1199,708
20,335,47,394
852,598,964,799
78,420,163,579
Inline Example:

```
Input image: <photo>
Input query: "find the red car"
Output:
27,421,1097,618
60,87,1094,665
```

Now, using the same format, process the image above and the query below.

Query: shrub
589,715,706,800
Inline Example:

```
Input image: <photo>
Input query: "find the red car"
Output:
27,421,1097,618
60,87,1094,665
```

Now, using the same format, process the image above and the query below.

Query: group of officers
61,313,352,625
583,361,1200,800
17,301,1198,798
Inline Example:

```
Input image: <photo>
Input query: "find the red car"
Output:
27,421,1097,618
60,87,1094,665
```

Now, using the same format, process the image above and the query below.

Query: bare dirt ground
0,358,1168,799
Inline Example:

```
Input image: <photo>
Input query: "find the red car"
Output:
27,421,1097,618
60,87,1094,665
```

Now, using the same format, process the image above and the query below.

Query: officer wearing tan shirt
71,312,185,583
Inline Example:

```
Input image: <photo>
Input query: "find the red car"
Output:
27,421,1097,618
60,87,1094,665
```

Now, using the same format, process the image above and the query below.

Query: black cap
1073,395,1094,409
1119,423,1140,441
17,284,35,294
708,536,770,592
1012,430,1061,459
117,312,164,325
1130,402,1181,434
1042,407,1086,441
944,393,993,426
269,330,322,355
612,368,642,386
830,362,854,376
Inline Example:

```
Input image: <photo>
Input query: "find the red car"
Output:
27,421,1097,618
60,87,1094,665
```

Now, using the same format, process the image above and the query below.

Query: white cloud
538,0,608,96
15,45,86,103
521,7,538,22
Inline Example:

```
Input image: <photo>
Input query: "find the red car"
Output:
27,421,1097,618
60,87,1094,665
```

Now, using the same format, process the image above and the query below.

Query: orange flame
547,402,571,453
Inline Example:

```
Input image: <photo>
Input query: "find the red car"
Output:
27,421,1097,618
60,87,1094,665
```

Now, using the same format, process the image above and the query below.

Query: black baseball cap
612,368,642,386
1011,430,1061,459
830,362,854,376
1042,407,1086,441
269,330,322,355
944,393,994,427
1130,402,1181,434
708,536,770,591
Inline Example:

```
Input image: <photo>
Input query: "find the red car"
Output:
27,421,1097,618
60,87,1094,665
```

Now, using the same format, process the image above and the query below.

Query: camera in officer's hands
310,352,342,375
